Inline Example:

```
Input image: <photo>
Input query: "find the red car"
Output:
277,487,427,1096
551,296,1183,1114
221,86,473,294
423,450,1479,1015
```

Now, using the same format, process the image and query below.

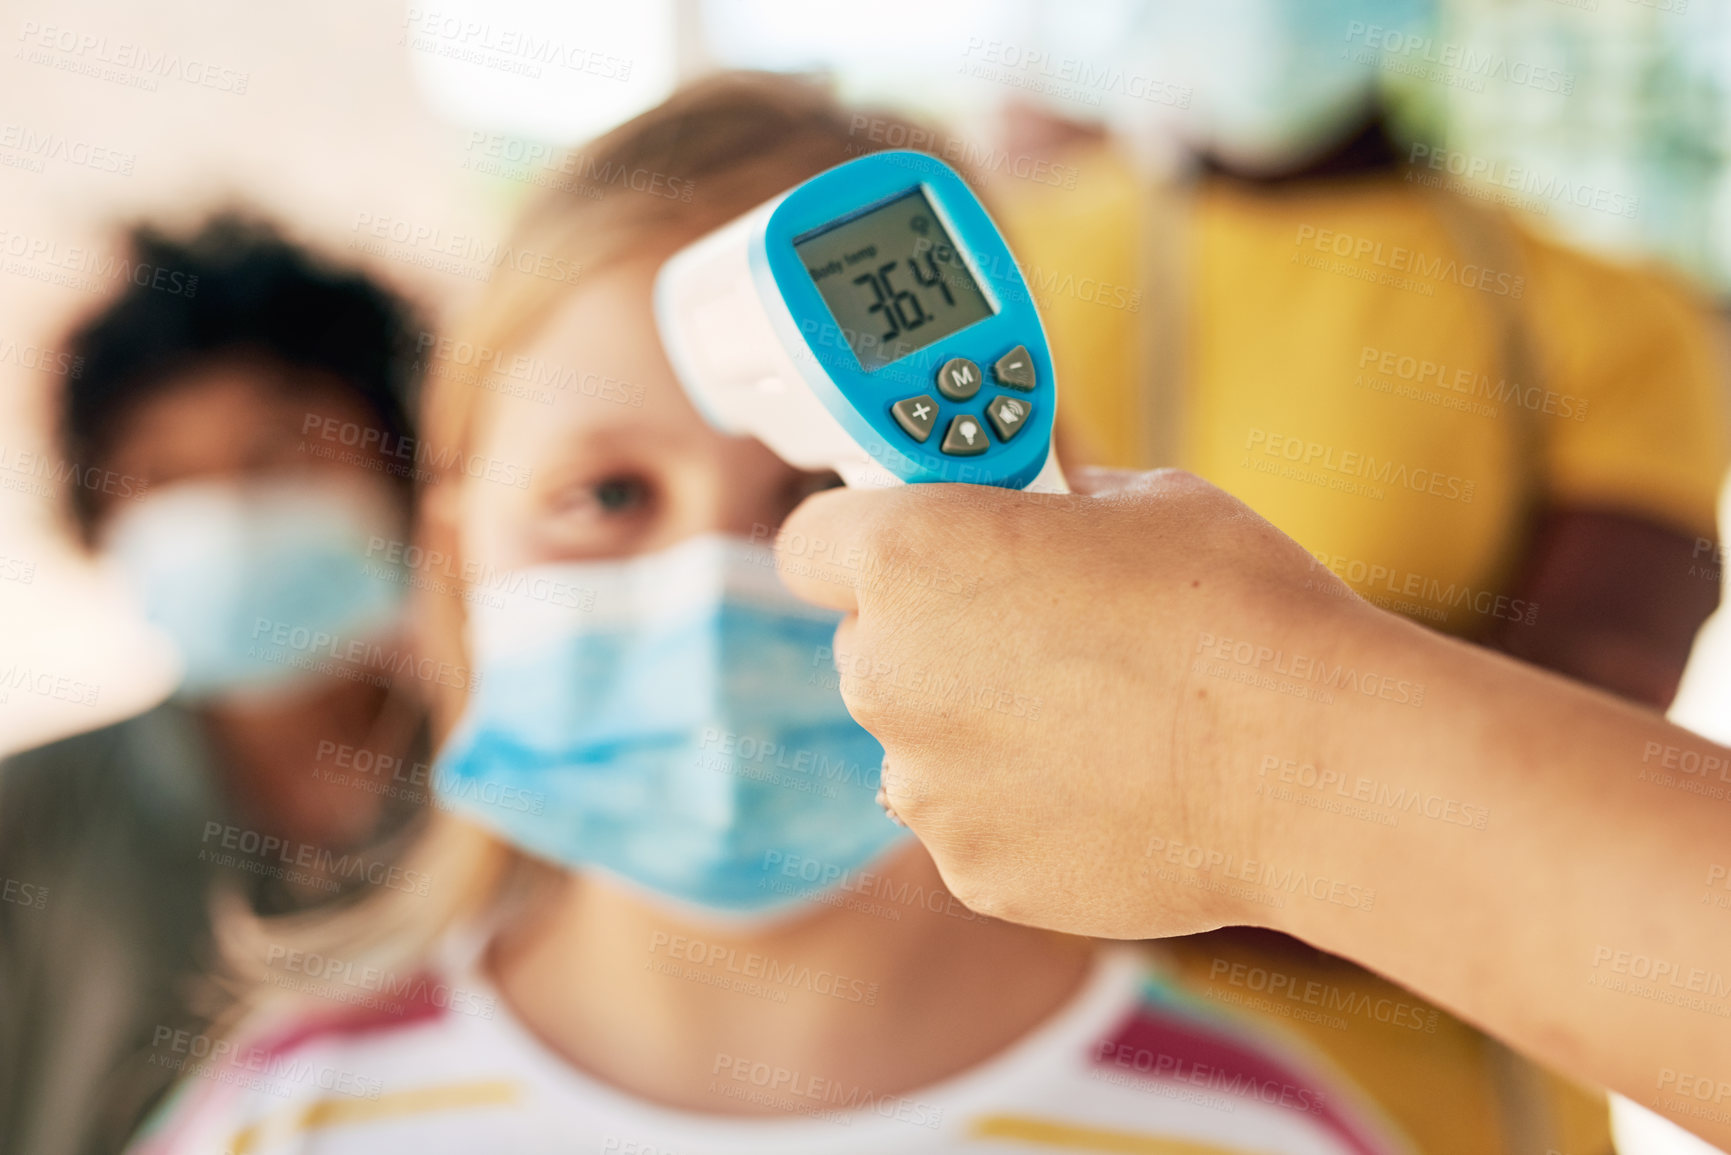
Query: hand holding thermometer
655,150,1067,493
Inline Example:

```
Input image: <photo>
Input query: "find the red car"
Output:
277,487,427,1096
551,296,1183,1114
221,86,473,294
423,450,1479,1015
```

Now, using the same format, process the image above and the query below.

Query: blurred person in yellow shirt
991,0,1726,707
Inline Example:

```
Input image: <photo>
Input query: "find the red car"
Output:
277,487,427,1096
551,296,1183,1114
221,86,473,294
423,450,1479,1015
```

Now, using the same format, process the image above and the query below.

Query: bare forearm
1263,608,1731,1144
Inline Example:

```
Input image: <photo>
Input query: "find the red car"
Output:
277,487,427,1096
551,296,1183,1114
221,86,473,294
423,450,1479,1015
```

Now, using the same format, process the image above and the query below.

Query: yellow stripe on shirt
227,1080,523,1154
971,1114,1275,1155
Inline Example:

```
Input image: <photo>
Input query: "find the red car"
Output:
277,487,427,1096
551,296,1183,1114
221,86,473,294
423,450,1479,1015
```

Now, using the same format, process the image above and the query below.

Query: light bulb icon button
940,415,990,457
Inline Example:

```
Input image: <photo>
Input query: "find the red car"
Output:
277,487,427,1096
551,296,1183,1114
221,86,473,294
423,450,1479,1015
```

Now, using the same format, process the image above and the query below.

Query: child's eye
594,475,650,513
546,473,653,522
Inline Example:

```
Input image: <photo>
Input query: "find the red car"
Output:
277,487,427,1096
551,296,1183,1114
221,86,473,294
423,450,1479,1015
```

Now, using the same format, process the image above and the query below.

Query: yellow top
1160,931,1615,1155
996,146,1728,636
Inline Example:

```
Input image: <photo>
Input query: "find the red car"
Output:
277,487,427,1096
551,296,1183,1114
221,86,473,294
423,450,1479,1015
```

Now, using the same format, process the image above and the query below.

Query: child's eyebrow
535,421,688,475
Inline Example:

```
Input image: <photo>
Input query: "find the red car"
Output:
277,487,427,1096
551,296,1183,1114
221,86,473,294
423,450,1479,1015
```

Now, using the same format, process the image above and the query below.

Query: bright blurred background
6,0,1731,753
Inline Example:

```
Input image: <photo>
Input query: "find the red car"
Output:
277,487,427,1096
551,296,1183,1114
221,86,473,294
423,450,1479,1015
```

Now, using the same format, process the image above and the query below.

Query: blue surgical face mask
1027,0,1435,174
1161,0,1389,172
103,476,408,699
432,534,910,923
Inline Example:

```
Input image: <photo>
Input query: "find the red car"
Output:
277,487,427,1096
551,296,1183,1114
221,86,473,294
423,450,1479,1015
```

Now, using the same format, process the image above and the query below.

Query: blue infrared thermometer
655,150,1067,493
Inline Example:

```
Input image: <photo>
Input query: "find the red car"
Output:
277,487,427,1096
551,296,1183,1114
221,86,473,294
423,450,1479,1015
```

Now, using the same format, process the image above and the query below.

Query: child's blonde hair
209,71,933,1030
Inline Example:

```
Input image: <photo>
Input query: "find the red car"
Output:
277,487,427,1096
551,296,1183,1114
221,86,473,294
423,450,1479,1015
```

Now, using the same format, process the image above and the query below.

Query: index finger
773,484,898,612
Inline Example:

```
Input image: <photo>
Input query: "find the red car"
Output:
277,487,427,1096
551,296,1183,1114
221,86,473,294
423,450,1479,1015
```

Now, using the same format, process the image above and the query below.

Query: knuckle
880,759,931,819
859,529,923,597
944,871,997,916
837,668,890,727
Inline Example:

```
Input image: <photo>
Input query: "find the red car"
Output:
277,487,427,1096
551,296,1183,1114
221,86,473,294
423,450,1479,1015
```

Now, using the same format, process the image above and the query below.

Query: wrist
1183,596,1417,936
1259,602,1482,951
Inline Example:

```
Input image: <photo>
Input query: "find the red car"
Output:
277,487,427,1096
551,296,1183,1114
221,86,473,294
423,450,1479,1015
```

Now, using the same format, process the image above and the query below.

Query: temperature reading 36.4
795,188,995,372
849,248,957,344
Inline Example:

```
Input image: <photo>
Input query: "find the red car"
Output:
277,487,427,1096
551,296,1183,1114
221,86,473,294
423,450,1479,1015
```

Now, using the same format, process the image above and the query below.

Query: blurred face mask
1026,0,1434,173
432,534,910,924
1166,0,1383,172
104,475,407,699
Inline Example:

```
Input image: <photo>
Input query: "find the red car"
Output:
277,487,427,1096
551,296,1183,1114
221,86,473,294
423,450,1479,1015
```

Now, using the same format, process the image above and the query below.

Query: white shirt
131,945,1408,1155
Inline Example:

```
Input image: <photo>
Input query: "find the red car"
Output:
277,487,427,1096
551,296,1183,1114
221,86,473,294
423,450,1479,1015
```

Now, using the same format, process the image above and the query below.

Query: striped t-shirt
130,945,1411,1155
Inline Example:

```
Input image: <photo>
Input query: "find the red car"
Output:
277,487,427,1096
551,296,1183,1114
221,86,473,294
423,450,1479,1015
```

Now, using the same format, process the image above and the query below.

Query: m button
936,357,981,401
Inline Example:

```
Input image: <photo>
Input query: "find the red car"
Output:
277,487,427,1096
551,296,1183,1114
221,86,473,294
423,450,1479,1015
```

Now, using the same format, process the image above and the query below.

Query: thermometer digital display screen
794,189,995,372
